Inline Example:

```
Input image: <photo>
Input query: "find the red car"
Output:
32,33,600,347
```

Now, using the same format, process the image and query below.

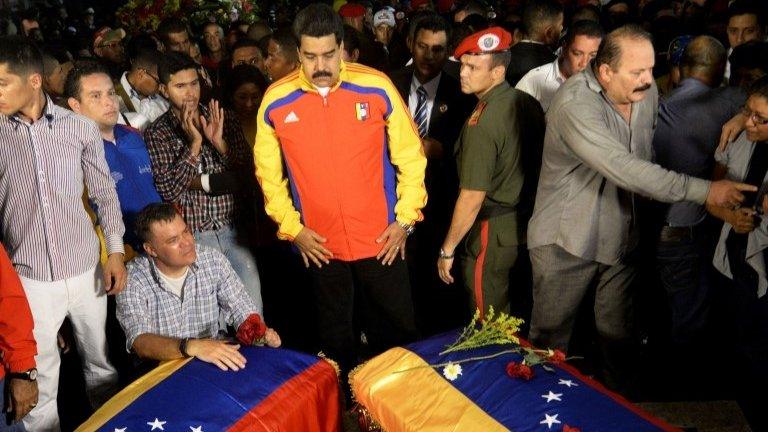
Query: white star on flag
114,428,126,432
558,379,579,387
540,413,562,429
190,427,204,432
147,418,167,430
541,391,563,402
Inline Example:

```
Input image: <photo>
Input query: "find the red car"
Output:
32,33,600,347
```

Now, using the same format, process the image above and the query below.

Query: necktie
413,85,428,138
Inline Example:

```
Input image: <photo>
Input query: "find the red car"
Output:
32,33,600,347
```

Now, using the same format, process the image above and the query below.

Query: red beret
339,3,366,17
410,0,431,10
453,26,513,59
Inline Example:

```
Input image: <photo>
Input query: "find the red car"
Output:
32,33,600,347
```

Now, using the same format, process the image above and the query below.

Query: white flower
442,363,462,381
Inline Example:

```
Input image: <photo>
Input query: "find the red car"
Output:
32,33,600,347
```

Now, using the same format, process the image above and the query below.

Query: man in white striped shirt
516,20,603,112
0,36,125,431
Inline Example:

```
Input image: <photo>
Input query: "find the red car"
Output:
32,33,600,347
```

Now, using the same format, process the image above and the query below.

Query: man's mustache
634,83,651,92
312,71,332,79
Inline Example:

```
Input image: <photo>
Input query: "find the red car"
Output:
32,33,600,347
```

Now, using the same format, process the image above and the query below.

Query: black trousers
309,257,417,374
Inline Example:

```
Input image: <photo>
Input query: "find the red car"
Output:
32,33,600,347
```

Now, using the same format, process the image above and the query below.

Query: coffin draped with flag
77,346,340,432
350,331,680,432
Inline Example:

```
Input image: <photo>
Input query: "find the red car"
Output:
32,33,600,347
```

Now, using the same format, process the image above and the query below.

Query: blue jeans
195,225,263,315
0,379,27,431
656,224,714,346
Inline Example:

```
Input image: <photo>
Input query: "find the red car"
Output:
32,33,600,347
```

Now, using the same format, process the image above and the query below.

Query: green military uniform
455,81,545,317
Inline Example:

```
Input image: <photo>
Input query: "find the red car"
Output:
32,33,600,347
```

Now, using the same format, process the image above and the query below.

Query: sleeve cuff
277,221,304,241
105,236,126,256
185,151,199,167
6,357,36,373
685,177,711,205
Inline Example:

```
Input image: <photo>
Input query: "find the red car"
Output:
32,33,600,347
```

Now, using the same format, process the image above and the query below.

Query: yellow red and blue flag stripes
77,346,340,432
351,331,681,432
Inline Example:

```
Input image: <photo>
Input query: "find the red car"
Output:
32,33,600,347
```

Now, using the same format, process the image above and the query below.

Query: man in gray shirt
527,25,755,391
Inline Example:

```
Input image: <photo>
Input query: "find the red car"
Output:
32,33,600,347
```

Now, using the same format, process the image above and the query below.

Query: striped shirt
0,96,125,281
116,244,258,351
144,105,252,232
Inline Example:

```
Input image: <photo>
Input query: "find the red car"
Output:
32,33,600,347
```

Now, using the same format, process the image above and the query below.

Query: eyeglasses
234,56,261,67
140,68,160,84
742,106,768,126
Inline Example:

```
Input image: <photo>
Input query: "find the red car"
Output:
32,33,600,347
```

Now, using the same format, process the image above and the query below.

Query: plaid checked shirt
116,244,258,351
144,105,252,232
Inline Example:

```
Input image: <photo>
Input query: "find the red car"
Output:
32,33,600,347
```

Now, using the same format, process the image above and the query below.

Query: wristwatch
397,221,415,236
179,338,191,358
8,368,37,381
439,248,455,259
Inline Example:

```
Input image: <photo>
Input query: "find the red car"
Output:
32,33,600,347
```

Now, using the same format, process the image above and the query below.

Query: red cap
339,3,366,17
453,26,513,59
410,0,432,10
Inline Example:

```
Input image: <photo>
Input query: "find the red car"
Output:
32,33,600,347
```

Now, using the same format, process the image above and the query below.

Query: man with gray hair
527,25,756,391
653,35,746,355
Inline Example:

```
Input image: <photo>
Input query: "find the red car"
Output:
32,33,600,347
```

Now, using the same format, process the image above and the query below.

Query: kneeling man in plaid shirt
116,203,280,371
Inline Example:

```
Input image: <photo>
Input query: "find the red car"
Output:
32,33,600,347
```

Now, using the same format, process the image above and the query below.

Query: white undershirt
157,267,188,298
315,86,330,97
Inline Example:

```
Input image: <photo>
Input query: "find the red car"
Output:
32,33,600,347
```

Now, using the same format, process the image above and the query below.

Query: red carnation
506,361,534,380
236,313,267,345
549,350,566,364
563,425,580,432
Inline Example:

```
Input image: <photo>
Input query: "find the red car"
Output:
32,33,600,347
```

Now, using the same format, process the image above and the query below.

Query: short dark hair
563,20,604,47
0,36,43,76
413,13,452,42
224,64,268,108
748,75,768,100
594,24,652,69
232,37,261,54
728,0,765,27
64,60,110,100
729,41,768,74
130,48,163,72
40,49,60,77
134,203,181,244
522,0,564,37
156,18,189,45
270,28,299,62
342,25,360,54
126,34,160,64
293,3,344,46
490,51,512,69
572,5,601,24
158,51,198,85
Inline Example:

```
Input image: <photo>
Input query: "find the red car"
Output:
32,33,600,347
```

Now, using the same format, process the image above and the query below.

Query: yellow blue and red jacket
254,61,427,261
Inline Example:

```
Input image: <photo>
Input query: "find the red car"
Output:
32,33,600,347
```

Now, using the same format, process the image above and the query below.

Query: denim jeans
0,379,26,431
656,224,714,346
195,225,263,315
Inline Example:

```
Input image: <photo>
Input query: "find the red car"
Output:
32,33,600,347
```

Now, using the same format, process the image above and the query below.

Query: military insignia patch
477,33,500,51
355,102,370,121
468,101,486,126
439,103,448,113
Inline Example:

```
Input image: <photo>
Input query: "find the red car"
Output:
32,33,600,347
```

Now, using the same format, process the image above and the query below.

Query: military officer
437,27,546,319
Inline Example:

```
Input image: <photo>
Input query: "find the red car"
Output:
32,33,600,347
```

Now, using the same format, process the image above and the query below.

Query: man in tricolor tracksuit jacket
254,3,427,374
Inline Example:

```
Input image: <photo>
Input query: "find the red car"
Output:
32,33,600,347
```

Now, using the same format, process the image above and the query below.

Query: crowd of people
1,0,768,430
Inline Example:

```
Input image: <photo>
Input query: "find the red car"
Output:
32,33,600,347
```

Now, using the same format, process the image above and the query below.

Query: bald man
652,35,746,352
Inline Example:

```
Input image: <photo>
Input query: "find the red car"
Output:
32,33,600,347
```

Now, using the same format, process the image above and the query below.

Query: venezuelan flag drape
351,332,680,432
78,346,340,432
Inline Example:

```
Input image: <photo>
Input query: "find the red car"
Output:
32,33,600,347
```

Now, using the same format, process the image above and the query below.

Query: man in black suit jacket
506,0,564,86
389,13,475,335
